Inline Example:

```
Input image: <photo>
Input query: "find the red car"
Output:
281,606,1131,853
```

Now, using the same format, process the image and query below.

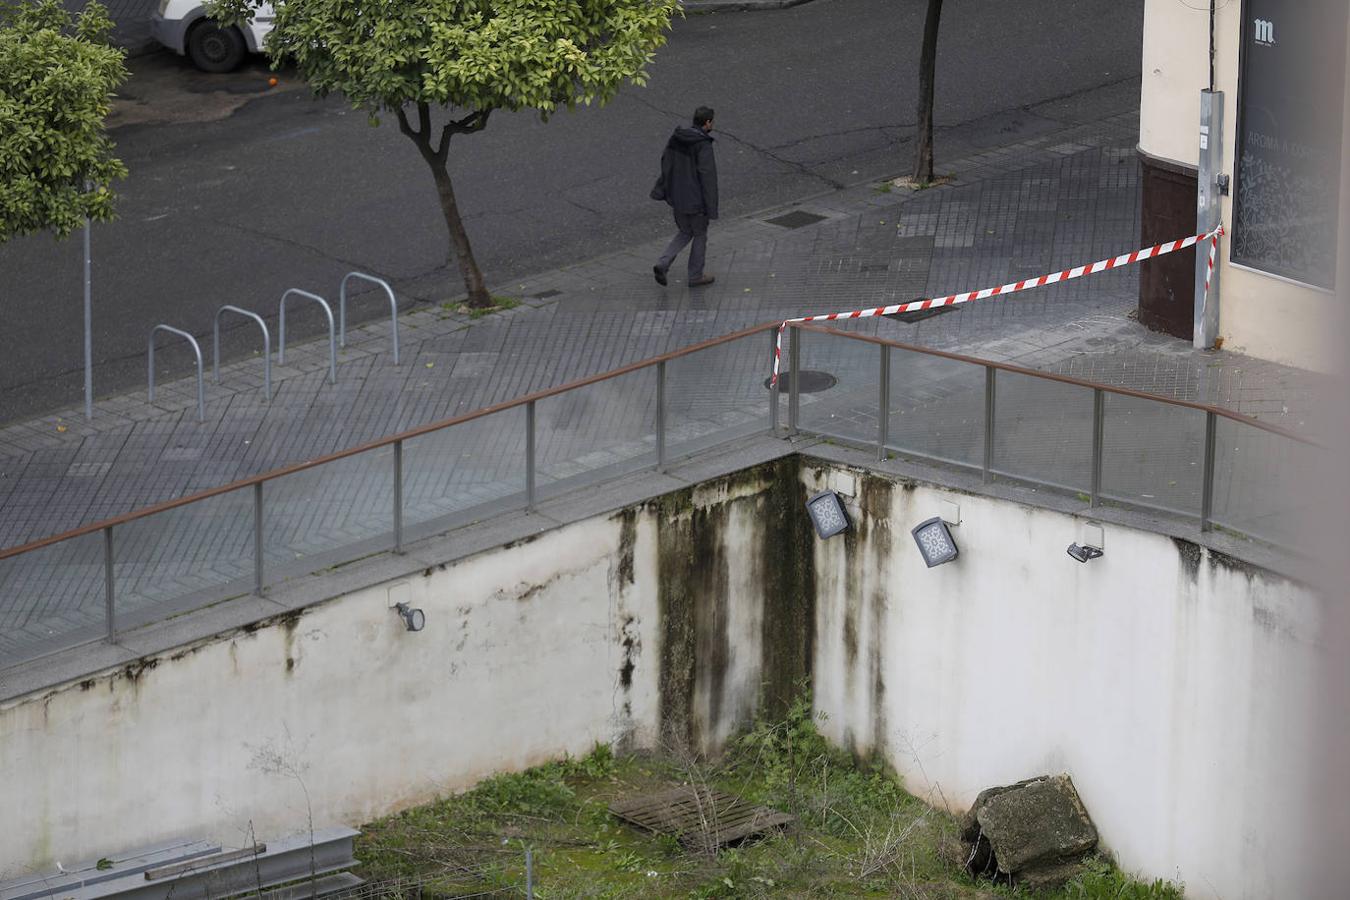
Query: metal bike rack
213,305,272,401
339,272,400,365
148,324,206,423
278,288,337,384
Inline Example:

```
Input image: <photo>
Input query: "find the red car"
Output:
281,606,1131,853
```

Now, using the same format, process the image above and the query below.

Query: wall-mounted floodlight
911,517,959,568
1066,543,1104,563
394,602,426,632
805,490,851,540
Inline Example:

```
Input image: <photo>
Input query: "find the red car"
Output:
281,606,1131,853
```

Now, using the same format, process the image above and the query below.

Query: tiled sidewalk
0,109,1330,665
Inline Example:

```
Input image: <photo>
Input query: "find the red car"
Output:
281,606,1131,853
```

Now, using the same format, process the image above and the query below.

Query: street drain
764,210,828,229
532,289,562,299
885,305,957,324
764,370,837,393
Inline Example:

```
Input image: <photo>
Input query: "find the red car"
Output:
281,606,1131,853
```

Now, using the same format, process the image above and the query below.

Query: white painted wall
807,466,1326,900
1,460,1327,900
0,515,666,872
1139,0,1350,369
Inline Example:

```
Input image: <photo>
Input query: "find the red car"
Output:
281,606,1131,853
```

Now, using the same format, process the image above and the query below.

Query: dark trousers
656,211,709,280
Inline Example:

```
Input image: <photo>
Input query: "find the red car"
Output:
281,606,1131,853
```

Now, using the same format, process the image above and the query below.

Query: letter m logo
1254,18,1275,45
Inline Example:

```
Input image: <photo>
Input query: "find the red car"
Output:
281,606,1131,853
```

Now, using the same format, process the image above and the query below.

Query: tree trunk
429,163,491,308
913,0,943,184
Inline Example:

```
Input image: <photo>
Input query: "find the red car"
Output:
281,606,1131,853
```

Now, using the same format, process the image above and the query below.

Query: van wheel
187,21,246,73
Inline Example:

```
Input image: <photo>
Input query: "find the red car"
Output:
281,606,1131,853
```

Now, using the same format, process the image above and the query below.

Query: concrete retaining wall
805,464,1323,900
1,457,1325,900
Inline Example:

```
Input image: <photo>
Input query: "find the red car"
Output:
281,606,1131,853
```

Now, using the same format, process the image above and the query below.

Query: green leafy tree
0,0,127,241
213,0,679,308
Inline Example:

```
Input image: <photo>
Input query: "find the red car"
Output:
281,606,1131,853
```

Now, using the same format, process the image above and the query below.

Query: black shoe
653,265,667,286
689,274,716,287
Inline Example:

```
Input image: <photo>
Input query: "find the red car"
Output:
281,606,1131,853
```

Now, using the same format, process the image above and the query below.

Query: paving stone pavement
0,109,1331,667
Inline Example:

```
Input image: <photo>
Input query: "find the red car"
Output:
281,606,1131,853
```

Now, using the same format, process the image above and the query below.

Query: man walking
653,106,718,287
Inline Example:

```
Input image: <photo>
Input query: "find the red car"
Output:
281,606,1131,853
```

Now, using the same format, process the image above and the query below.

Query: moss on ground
357,701,1183,899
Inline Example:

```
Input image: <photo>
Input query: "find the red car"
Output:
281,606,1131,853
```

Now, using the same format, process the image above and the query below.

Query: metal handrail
0,321,777,561
792,322,1318,446
147,324,205,423
278,288,337,384
0,319,1318,565
339,272,400,365
213,305,271,401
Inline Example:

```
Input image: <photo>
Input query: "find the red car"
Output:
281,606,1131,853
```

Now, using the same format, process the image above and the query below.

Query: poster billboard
1231,0,1346,289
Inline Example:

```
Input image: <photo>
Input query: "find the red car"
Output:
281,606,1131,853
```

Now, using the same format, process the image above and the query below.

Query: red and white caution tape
770,225,1225,384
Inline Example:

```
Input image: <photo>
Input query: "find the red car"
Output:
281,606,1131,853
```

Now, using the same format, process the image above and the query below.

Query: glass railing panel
402,405,527,540
1210,418,1318,549
1099,393,1205,515
792,328,883,446
262,447,393,587
665,330,776,459
992,371,1094,493
113,486,256,628
534,367,658,500
0,530,105,668
886,348,985,470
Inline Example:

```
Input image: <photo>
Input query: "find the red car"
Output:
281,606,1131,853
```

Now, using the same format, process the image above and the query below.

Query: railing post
1200,410,1217,531
393,440,404,553
526,400,537,511
254,482,265,595
788,326,801,436
983,366,996,484
769,328,781,435
103,526,116,642
1090,388,1104,507
656,361,667,473
877,344,890,462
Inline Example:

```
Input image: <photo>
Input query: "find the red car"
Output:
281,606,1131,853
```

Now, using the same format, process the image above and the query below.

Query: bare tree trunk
913,0,943,184
430,164,490,308
397,101,492,308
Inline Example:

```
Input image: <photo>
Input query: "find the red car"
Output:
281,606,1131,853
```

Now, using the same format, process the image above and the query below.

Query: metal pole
103,526,115,642
769,329,780,435
656,361,667,473
788,326,801,436
526,400,536,511
1090,388,1104,507
525,847,534,900
254,482,265,594
877,344,890,461
393,440,404,553
1200,411,1217,531
982,366,996,484
84,207,93,421
1194,90,1224,349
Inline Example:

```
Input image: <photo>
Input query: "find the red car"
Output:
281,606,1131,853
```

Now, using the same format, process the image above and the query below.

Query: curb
683,0,816,11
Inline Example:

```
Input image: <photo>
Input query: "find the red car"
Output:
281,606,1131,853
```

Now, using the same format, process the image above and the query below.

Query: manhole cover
764,210,828,229
885,305,957,324
764,370,837,393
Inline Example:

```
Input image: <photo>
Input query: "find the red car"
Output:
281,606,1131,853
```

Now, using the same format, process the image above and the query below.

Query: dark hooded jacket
659,126,718,219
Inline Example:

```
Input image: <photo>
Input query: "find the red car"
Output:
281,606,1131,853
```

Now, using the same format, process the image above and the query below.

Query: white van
150,1,274,73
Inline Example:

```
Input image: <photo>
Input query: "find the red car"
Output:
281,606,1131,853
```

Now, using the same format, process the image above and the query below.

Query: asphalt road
0,0,1144,422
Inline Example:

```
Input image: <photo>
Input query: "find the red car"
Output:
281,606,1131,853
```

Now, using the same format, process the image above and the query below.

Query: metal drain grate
764,210,828,229
885,305,958,324
610,786,794,852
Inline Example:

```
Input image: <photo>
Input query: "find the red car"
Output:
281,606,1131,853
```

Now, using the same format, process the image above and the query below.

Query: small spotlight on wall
805,490,850,540
1066,543,1104,563
911,517,959,568
394,601,426,632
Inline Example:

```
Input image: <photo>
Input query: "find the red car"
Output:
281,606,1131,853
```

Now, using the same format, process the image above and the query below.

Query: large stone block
961,774,1098,891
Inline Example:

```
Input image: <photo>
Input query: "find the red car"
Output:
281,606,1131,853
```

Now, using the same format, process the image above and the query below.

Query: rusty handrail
0,321,778,562
793,322,1319,446
0,317,1320,563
